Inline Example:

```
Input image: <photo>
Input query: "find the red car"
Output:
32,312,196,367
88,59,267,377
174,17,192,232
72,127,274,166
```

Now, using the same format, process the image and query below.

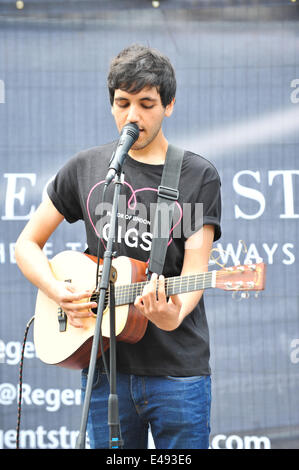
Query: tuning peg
241,291,250,299
232,291,250,301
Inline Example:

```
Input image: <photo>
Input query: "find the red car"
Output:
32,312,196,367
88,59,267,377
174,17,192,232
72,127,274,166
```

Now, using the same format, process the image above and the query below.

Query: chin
132,140,148,151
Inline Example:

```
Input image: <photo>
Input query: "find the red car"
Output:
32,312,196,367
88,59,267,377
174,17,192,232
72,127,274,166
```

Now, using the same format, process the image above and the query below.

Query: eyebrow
114,96,158,103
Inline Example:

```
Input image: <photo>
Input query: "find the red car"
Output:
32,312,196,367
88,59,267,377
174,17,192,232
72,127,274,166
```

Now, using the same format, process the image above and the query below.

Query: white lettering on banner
0,383,81,411
0,426,85,449
65,242,82,251
233,170,265,219
290,79,299,104
10,243,16,263
290,339,299,364
0,79,5,103
212,242,295,266
0,173,56,221
268,171,299,218
0,242,18,264
233,170,299,219
0,383,16,405
0,340,35,365
0,242,88,265
0,243,5,264
210,433,271,449
0,242,53,264
0,427,273,450
0,241,295,266
0,170,298,220
2,173,36,220
42,242,53,257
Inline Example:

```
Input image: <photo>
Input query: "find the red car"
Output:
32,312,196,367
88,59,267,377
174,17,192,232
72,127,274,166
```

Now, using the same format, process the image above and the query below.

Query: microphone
105,122,140,185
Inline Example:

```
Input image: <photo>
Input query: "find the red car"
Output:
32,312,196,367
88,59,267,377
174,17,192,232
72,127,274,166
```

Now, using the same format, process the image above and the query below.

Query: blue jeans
81,368,211,449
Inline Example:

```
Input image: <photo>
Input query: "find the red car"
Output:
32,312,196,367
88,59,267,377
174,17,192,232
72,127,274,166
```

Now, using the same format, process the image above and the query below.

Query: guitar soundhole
90,291,108,315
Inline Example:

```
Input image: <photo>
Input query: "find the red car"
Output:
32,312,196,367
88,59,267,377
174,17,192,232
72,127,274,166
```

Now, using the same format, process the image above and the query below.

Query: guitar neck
115,271,215,306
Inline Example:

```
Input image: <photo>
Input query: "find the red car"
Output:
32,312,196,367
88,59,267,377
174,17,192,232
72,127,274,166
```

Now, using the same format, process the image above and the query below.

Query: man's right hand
50,280,98,328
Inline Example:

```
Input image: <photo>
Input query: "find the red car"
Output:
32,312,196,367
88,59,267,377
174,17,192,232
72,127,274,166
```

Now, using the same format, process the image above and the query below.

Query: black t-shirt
48,142,221,376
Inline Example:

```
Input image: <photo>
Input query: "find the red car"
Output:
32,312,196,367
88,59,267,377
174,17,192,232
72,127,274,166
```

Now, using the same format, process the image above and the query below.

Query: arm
15,196,97,328
134,224,215,331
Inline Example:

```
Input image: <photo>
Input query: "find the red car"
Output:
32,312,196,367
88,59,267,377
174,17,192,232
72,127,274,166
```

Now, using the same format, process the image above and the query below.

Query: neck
111,270,215,306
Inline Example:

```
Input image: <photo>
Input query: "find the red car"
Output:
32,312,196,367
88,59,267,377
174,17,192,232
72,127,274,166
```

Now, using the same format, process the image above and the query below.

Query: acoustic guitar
33,250,266,369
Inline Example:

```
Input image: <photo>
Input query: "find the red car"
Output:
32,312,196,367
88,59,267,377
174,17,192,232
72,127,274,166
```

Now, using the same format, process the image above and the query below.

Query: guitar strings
90,271,215,306
89,268,258,306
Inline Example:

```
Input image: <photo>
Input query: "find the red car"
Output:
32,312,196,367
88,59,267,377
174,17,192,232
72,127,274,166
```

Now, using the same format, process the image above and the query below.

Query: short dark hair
107,44,176,108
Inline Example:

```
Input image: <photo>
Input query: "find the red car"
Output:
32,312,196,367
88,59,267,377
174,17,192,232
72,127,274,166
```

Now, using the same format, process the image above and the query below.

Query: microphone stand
76,172,124,449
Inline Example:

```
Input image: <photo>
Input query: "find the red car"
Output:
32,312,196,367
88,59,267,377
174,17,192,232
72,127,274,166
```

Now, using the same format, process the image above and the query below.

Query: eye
117,103,129,108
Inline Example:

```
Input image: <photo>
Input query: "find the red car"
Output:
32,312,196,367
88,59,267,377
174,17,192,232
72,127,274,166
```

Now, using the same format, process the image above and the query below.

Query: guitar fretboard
112,271,215,306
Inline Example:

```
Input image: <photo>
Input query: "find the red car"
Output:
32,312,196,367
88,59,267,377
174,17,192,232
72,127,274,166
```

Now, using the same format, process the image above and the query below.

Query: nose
126,104,139,124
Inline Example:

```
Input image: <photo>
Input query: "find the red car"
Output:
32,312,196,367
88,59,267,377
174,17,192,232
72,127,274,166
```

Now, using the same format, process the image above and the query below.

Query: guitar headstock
215,263,266,291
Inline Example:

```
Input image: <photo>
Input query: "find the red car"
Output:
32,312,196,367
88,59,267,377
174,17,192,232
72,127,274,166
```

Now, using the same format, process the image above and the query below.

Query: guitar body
33,251,148,369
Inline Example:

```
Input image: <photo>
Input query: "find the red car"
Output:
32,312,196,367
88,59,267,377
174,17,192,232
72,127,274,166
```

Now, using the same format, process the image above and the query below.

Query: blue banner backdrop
0,2,298,449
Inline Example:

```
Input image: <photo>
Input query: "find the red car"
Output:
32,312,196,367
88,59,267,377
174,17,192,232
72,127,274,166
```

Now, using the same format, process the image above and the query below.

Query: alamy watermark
290,338,299,364
290,79,299,104
94,197,204,249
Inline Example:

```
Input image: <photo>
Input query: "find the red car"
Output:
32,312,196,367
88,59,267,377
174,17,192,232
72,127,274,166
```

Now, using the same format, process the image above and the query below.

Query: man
15,44,221,449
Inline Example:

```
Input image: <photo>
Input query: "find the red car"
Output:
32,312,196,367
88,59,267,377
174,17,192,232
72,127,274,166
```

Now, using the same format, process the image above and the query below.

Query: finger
68,317,85,328
134,295,145,310
157,275,167,303
69,314,91,328
60,306,87,328
63,304,96,328
60,286,94,307
142,273,158,292
75,299,98,311
142,273,158,310
65,289,94,302
62,301,97,316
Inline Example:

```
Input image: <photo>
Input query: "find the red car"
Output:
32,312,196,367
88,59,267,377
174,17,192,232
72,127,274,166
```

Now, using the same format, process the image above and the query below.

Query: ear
165,98,175,118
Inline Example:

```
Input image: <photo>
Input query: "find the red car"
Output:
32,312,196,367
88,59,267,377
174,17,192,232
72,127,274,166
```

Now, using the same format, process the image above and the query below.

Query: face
111,86,174,151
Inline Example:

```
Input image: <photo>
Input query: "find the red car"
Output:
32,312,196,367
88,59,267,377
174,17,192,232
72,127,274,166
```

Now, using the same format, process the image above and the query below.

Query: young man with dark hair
15,44,221,449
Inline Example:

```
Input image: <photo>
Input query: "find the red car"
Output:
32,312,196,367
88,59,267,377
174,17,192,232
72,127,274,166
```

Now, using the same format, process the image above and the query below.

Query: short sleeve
183,175,222,242
200,178,222,241
47,156,83,223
